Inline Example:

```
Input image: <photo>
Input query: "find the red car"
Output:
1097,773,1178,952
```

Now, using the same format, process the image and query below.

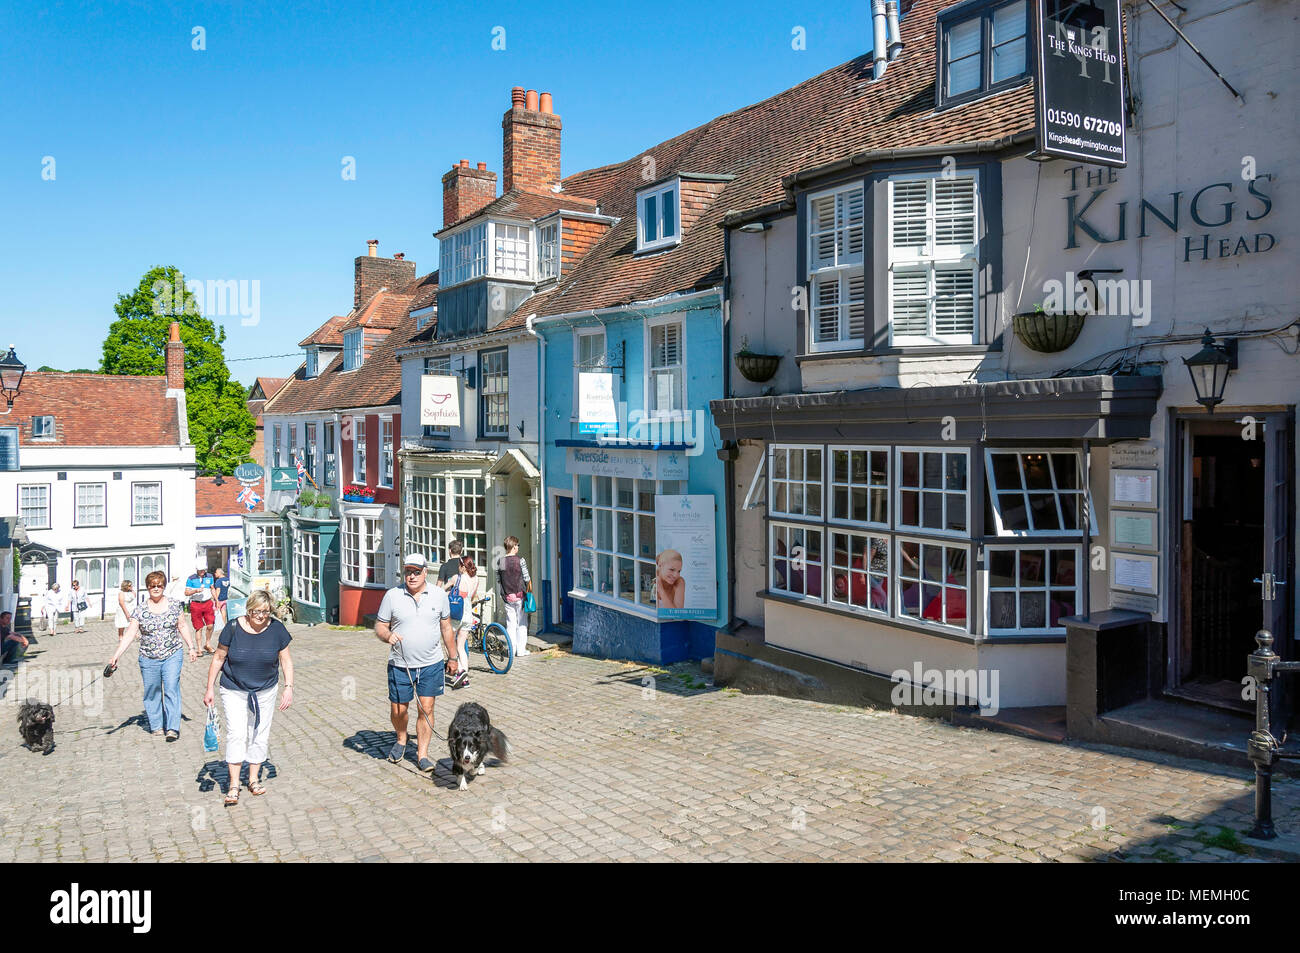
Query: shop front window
767,441,1092,636
575,475,678,610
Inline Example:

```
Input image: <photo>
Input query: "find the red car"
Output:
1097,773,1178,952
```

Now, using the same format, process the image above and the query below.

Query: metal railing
1247,629,1298,839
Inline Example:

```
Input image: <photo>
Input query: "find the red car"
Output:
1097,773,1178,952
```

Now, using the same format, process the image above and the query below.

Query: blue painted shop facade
534,289,729,663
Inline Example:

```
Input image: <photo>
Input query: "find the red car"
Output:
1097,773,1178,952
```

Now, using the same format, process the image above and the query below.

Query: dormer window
937,0,1028,109
305,348,319,379
343,329,363,371
637,181,679,252
32,415,55,440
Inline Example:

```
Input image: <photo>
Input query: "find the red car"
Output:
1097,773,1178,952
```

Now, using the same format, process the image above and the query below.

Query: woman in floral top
107,569,198,741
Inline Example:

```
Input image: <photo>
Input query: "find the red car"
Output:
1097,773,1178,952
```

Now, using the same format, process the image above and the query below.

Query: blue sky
1,1,874,387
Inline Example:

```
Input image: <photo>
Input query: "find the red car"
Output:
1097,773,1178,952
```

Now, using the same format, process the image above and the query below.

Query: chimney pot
525,89,539,111
168,321,181,343
367,239,379,257
539,91,553,114
394,252,405,260
511,86,526,108
460,158,469,167
477,161,487,170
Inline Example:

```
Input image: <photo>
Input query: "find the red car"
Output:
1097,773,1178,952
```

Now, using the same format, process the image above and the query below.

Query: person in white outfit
114,580,135,639
44,584,64,635
203,588,294,805
70,580,88,632
495,536,531,657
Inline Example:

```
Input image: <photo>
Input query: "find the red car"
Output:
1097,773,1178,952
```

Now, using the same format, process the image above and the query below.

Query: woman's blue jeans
139,649,183,732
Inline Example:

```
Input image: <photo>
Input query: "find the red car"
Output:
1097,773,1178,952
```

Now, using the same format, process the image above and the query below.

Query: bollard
1247,629,1278,840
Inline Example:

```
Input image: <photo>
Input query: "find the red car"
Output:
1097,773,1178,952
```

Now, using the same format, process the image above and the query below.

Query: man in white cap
375,553,459,773
186,559,217,654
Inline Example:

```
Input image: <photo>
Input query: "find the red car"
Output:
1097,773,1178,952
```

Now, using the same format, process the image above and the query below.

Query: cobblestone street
0,619,1293,862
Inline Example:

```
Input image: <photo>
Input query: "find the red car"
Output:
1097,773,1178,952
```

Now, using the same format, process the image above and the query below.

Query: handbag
203,704,220,754
523,590,536,614
77,598,88,612
447,574,465,623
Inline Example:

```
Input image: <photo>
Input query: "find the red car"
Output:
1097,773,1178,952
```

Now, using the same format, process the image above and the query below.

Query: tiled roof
530,0,1034,318
406,271,439,313
298,315,350,347
8,373,181,447
196,476,261,516
265,296,425,415
437,189,599,237
340,287,415,332
251,377,289,400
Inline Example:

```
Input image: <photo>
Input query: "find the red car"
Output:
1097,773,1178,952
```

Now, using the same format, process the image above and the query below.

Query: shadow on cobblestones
196,760,280,794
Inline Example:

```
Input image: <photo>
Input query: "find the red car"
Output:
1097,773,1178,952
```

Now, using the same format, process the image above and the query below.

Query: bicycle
461,595,513,674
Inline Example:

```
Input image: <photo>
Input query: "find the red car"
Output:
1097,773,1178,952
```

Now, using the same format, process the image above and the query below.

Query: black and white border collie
447,702,508,790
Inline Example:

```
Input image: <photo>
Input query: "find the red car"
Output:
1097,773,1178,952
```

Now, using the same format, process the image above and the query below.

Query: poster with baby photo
654,495,717,620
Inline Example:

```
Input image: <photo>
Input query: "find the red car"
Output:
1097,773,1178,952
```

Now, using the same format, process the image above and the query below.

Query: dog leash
393,640,446,742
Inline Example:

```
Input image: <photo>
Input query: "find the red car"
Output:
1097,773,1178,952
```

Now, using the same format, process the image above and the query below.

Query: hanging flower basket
1012,310,1086,353
735,351,781,383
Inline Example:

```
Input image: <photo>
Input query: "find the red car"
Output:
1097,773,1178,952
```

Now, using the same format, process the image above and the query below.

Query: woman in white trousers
43,584,64,635
495,535,531,657
203,589,294,805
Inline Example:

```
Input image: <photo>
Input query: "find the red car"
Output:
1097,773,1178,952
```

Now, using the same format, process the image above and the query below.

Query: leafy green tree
101,266,256,473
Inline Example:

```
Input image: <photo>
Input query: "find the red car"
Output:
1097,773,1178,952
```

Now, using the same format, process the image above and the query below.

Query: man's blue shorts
387,660,445,703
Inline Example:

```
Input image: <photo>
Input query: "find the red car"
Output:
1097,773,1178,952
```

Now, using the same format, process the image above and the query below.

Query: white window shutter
812,276,842,342
847,273,866,340
934,267,976,336
891,179,929,250
934,177,977,247
891,271,929,336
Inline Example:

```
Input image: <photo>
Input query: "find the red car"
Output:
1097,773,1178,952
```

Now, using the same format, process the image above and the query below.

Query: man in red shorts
186,560,217,654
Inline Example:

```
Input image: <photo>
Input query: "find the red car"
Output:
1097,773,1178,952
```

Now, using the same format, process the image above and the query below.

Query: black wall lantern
0,345,26,414
1183,329,1238,411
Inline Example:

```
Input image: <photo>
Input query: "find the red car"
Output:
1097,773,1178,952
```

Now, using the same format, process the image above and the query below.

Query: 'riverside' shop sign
1034,0,1126,168
566,447,689,481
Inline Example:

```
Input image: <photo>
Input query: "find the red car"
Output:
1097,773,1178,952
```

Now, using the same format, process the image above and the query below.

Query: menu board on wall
1108,465,1162,619
1112,469,1157,508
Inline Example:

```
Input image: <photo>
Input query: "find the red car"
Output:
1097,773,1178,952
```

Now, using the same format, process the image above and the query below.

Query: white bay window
767,442,1087,637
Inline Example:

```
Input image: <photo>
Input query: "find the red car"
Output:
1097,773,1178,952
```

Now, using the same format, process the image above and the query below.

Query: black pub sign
1034,0,1127,168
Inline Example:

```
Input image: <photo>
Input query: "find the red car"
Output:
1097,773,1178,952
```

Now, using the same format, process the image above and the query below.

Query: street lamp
0,345,26,414
1183,329,1237,411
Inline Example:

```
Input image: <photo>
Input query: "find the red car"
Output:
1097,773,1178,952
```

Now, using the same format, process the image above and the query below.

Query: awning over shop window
710,374,1162,444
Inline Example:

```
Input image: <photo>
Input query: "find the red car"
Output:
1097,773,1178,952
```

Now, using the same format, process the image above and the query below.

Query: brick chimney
502,87,562,194
442,159,498,227
354,241,417,308
165,321,185,391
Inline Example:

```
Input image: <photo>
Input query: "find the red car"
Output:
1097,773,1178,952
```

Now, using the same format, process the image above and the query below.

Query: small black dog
447,702,508,790
18,699,54,754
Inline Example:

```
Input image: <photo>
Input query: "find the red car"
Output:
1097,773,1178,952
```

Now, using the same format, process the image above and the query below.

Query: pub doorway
1172,412,1294,716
